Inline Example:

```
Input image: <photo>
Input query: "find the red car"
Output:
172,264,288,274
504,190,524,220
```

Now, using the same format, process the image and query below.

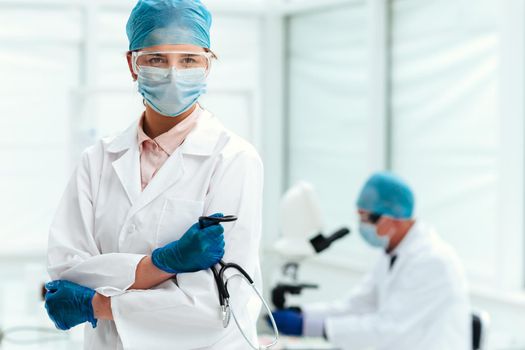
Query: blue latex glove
44,280,97,331
152,213,225,274
269,309,304,336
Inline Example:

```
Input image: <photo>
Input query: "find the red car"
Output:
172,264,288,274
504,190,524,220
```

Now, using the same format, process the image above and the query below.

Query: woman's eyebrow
142,52,165,57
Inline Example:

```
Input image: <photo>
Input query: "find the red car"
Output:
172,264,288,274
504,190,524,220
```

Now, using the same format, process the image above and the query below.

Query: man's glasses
367,213,382,224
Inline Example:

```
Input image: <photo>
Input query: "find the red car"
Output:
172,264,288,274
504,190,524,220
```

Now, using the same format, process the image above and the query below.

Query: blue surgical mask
137,67,207,117
359,222,389,249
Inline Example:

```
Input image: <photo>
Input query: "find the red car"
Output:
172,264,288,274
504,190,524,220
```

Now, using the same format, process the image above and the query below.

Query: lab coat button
127,224,136,234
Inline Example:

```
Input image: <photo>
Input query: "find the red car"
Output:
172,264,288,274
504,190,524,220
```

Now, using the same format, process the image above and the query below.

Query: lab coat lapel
130,150,186,217
109,122,142,206
383,224,422,289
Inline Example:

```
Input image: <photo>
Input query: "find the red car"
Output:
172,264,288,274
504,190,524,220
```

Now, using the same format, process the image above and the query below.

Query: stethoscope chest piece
221,299,231,328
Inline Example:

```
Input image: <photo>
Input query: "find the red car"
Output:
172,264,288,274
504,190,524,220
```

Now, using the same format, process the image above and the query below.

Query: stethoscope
198,215,279,350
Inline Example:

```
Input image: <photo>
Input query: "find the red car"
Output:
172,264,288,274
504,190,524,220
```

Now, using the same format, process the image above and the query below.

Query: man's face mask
358,222,390,249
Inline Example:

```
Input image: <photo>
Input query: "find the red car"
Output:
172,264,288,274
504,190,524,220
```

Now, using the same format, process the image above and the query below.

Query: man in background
271,172,471,350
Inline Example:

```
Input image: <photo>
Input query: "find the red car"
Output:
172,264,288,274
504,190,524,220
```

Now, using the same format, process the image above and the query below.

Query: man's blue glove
44,280,97,331
269,309,304,336
152,213,225,274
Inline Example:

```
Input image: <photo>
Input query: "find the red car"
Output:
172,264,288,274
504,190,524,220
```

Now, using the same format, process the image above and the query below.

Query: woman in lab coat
44,1,263,349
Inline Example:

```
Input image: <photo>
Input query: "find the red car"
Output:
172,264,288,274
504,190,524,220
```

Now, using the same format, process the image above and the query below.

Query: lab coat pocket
156,197,204,247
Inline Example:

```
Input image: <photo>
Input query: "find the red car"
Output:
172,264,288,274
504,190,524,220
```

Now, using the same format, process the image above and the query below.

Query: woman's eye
181,58,197,65
148,57,167,65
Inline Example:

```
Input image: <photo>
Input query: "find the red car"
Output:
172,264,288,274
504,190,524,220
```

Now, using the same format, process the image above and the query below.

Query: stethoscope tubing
199,215,279,349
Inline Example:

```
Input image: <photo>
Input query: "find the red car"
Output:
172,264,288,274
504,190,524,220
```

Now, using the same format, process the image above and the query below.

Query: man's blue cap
357,172,415,219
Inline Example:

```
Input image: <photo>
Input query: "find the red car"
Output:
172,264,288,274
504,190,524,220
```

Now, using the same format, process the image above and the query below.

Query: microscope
271,182,350,310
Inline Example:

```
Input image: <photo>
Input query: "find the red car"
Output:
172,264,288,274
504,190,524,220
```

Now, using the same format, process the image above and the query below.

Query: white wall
265,0,525,349
390,0,525,292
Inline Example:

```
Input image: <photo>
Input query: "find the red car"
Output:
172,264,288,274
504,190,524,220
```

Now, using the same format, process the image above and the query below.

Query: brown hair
205,48,218,60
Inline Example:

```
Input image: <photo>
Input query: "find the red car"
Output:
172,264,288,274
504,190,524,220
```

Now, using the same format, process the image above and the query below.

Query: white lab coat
302,222,471,350
47,109,264,350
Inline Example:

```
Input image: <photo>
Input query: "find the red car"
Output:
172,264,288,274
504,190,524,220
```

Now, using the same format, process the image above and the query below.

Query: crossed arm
92,256,173,320
47,217,226,333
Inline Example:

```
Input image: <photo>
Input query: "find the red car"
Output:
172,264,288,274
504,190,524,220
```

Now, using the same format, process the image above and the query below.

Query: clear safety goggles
132,50,213,82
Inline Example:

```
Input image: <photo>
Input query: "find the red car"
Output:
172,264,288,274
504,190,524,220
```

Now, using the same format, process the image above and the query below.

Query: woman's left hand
44,280,98,330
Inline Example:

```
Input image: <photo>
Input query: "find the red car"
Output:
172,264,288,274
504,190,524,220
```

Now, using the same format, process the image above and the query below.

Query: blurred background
0,0,525,349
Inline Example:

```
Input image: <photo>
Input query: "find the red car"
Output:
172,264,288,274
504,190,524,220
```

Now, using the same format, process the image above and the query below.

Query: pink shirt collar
137,105,202,155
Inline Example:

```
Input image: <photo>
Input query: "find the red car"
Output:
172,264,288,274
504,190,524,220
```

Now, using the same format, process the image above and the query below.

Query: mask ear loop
131,52,139,75
131,52,145,105
205,55,212,78
130,51,140,82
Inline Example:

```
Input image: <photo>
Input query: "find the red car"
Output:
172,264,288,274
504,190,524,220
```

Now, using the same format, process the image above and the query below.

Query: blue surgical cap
356,172,415,219
126,0,212,51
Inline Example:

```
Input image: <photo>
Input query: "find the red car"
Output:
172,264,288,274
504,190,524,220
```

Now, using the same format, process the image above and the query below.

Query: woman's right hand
151,215,225,274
